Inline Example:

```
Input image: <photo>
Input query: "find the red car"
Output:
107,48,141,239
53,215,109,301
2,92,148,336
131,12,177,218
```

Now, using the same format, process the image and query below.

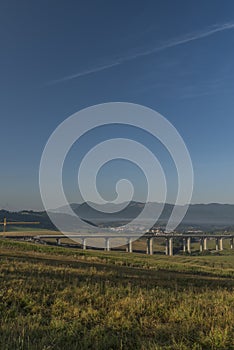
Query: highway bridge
7,232,233,256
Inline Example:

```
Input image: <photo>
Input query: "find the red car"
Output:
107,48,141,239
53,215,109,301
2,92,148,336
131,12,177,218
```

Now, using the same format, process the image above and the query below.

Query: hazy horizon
0,200,234,212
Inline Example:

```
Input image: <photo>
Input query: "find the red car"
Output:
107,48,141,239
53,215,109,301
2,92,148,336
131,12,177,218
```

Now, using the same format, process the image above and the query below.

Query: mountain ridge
1,201,234,232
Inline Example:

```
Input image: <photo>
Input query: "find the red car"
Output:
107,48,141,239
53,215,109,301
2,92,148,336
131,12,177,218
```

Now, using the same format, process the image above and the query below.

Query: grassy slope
0,239,234,350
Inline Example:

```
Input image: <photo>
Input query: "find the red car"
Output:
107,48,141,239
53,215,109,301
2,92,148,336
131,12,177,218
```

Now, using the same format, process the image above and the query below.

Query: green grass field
0,238,234,350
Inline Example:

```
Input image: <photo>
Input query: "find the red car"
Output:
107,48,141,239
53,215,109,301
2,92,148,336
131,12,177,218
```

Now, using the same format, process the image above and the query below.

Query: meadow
0,237,234,350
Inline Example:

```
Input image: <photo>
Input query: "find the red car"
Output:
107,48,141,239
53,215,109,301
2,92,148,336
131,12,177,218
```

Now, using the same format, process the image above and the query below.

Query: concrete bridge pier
230,238,233,249
219,238,223,251
199,238,203,252
56,238,61,245
165,238,173,256
146,237,153,255
82,238,87,250
215,238,219,251
203,237,207,250
183,238,186,253
169,238,173,256
165,238,169,255
126,238,133,253
187,237,191,253
105,238,110,251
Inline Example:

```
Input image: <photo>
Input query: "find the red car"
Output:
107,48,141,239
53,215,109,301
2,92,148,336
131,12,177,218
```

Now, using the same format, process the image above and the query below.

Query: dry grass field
0,237,234,349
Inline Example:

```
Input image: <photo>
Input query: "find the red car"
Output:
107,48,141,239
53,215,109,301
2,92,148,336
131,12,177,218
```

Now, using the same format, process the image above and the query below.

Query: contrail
48,22,234,85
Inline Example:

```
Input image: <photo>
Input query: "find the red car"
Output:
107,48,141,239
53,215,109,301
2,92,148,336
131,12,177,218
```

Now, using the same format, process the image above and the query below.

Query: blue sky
1,0,234,210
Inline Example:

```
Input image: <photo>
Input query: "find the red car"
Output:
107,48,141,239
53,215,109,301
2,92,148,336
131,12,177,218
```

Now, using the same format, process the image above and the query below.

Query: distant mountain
0,209,97,231
183,203,234,225
1,202,234,232
54,201,234,225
